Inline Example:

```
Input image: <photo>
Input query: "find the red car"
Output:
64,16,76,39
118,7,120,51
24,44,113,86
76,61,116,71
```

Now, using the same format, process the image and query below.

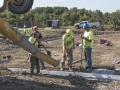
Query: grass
19,27,67,36
99,24,114,27
0,25,116,37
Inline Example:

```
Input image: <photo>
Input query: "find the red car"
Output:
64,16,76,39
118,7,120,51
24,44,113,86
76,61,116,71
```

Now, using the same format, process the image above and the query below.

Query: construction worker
32,26,45,68
60,29,75,71
32,26,45,44
81,23,94,71
29,32,41,75
23,25,29,40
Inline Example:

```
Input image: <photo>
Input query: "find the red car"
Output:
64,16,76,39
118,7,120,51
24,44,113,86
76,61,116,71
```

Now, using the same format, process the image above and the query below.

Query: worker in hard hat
29,32,41,75
31,26,45,69
60,29,75,71
32,26,45,44
23,25,29,40
81,23,94,71
30,26,39,36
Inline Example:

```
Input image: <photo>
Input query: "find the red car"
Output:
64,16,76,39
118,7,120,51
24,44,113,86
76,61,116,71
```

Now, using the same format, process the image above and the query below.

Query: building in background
46,20,60,29
16,21,39,28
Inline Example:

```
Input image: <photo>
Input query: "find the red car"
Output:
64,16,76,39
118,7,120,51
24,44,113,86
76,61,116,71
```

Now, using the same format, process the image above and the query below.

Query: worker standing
60,29,75,71
29,32,41,75
32,26,46,44
81,23,94,71
23,25,29,40
32,26,45,68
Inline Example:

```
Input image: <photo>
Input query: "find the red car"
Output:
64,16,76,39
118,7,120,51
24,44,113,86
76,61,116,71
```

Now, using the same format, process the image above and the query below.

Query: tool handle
80,39,83,66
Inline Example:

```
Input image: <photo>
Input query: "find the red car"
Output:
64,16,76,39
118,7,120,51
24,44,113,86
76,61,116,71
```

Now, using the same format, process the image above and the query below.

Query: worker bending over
60,29,75,71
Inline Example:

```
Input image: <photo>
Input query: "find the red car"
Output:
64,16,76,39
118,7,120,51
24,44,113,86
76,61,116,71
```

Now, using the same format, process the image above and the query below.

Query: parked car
74,21,100,29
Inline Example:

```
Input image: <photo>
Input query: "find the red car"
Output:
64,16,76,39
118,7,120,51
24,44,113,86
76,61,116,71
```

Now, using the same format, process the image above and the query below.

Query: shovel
43,46,51,57
78,39,84,72
38,44,51,57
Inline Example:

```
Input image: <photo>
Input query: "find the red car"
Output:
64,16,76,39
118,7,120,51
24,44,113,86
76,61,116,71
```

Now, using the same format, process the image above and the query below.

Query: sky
0,0,120,13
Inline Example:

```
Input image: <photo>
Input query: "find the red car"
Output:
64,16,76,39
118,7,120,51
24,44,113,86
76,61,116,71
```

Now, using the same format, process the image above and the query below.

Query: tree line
0,6,120,27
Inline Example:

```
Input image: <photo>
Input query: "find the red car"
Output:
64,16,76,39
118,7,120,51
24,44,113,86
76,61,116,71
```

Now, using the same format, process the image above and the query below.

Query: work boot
60,61,65,71
37,72,42,75
86,68,92,72
30,72,36,75
41,66,45,70
68,67,73,72
60,67,64,71
85,66,89,69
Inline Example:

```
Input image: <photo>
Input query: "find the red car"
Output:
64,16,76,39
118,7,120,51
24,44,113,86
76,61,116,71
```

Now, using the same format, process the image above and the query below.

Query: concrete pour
91,69,115,75
8,68,120,82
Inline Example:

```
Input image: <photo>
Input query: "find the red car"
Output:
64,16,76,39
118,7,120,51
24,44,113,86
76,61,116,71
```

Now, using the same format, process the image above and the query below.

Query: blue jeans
40,60,44,67
84,48,92,69
38,47,44,67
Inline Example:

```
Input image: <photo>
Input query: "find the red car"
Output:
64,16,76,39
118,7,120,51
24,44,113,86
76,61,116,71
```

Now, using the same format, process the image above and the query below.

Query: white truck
74,21,100,29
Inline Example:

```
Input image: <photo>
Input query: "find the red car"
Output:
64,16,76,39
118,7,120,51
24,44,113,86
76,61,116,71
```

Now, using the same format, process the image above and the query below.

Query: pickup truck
74,21,100,29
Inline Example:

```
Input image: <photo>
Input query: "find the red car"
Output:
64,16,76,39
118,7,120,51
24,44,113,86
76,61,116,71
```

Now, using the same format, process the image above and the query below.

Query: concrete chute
0,18,59,67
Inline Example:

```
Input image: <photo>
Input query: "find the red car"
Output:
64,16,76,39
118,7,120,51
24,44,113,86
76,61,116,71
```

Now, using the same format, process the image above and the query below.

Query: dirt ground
0,29,120,90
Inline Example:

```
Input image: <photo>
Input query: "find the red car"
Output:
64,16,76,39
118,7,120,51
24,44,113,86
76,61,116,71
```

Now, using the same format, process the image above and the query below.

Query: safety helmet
83,23,89,29
66,29,72,35
33,26,38,30
66,29,74,37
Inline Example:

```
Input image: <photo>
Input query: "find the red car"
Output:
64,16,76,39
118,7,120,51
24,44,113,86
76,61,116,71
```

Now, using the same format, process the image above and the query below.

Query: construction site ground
0,28,120,90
